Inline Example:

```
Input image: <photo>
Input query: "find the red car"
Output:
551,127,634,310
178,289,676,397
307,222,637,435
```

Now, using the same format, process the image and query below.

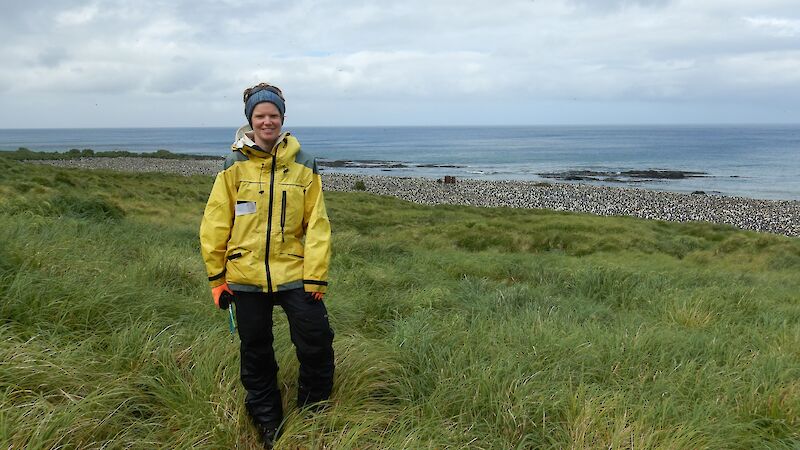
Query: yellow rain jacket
200,126,331,294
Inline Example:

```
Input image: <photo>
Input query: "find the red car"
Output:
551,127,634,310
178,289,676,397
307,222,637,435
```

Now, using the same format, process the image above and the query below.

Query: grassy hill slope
0,158,798,449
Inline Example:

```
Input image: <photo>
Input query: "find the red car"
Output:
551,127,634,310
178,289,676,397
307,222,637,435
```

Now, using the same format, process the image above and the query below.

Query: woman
199,83,334,447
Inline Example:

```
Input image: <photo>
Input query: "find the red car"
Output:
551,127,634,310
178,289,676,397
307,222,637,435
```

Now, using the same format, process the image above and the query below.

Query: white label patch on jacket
235,201,257,216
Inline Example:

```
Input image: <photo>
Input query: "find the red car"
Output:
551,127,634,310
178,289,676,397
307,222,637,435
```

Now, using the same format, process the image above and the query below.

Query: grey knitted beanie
244,88,286,125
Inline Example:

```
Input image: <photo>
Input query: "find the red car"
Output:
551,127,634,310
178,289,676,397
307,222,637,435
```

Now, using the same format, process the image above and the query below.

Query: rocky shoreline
27,157,800,237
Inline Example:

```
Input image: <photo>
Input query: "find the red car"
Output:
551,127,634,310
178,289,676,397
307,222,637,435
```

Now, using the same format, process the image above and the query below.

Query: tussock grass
0,158,798,448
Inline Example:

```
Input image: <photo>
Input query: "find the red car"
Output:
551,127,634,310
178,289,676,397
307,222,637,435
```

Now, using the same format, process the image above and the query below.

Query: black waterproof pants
233,288,335,427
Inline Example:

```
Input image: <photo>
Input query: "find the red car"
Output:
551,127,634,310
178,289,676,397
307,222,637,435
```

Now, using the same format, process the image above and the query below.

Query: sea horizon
2,124,799,201
3,122,800,130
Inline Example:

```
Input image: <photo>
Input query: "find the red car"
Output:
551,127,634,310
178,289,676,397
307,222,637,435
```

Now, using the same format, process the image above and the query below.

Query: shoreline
26,157,800,237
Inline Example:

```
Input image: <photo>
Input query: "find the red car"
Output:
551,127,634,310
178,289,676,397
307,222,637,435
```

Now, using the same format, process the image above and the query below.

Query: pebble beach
29,157,800,237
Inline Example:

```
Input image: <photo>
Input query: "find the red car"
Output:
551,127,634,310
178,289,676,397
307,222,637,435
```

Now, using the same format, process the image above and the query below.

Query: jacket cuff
303,279,328,293
208,270,226,288
209,279,226,289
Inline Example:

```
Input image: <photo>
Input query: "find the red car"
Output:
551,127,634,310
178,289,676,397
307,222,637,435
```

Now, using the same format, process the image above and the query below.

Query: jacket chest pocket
230,180,262,245
278,182,305,239
236,180,262,204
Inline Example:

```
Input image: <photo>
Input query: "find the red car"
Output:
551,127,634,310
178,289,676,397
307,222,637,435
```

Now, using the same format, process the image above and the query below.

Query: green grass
0,158,798,449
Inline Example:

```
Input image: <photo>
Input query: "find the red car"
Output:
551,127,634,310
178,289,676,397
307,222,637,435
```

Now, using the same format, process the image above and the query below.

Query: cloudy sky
1,0,799,127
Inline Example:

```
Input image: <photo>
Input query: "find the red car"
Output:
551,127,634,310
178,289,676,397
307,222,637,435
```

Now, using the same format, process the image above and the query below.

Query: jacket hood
231,124,299,162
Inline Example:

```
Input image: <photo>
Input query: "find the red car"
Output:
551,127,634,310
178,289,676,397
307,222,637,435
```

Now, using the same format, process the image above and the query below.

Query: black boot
255,423,280,449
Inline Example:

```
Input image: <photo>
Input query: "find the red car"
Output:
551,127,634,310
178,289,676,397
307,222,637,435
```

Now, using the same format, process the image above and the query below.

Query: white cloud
55,4,100,26
745,16,800,37
717,51,800,87
0,0,799,126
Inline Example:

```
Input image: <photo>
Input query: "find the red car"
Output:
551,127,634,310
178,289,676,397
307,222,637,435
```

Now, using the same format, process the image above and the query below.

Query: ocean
1,125,799,201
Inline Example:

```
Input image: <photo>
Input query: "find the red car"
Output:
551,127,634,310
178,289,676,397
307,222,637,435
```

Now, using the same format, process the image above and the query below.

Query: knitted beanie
244,88,286,125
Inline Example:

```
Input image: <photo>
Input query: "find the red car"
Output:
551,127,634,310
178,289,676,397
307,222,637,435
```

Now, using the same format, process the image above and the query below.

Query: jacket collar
232,124,290,157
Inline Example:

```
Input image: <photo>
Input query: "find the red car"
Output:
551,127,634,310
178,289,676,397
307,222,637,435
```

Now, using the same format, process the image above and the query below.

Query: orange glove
309,292,324,301
212,283,234,309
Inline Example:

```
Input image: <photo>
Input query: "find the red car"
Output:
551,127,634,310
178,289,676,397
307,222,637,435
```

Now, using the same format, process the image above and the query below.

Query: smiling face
250,102,283,150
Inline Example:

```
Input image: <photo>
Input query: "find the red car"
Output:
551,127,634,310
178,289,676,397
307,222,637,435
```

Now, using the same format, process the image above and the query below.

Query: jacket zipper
264,152,277,293
280,191,287,243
